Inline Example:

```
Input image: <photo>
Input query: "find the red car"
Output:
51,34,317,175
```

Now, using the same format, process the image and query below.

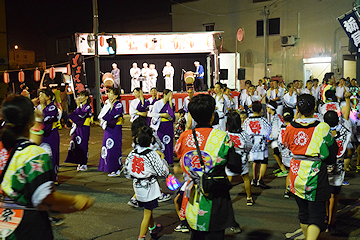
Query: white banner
76,32,219,55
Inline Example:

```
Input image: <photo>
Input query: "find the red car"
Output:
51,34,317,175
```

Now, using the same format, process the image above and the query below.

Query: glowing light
303,57,331,64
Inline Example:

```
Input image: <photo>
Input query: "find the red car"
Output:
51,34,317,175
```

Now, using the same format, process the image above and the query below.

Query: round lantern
34,68,41,82
18,70,25,83
3,71,9,84
99,36,104,47
49,66,55,80
102,72,114,88
67,63,71,75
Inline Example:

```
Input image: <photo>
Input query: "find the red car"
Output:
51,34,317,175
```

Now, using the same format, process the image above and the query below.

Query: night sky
5,0,174,61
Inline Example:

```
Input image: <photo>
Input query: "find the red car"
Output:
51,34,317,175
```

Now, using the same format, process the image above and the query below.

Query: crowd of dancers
0,70,359,239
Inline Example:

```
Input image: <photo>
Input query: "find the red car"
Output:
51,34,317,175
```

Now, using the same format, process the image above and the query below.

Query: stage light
106,37,116,55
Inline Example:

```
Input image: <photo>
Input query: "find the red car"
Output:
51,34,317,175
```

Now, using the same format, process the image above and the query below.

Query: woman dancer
98,88,124,177
39,88,60,180
65,90,93,171
0,95,93,239
148,89,175,166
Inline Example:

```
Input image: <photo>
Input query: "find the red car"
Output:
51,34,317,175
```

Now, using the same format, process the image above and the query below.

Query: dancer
162,61,174,91
98,88,124,177
226,111,254,205
129,88,150,124
213,82,230,131
0,95,93,240
149,64,158,90
111,62,121,89
65,90,93,171
243,101,272,189
141,62,150,93
149,89,175,165
38,88,60,180
130,62,141,92
124,125,169,240
283,94,338,240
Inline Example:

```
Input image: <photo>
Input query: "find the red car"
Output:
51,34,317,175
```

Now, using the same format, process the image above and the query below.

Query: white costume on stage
130,67,141,92
148,68,158,90
141,67,150,93
162,65,174,91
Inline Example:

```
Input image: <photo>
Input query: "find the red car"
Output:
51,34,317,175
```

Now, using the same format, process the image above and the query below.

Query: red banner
68,53,86,96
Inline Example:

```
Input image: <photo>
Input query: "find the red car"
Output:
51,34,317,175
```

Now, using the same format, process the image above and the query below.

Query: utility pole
93,0,101,116
263,6,269,78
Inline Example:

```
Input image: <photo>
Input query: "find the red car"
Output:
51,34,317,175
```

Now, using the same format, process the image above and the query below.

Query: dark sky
5,0,174,60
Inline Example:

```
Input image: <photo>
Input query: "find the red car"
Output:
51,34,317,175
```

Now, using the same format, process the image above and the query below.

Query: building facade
172,0,357,86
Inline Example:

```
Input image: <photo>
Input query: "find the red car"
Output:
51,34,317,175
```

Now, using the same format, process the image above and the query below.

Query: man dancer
148,64,158,90
194,61,205,91
162,61,174,91
130,62,141,92
214,82,230,131
111,62,121,89
141,62,150,93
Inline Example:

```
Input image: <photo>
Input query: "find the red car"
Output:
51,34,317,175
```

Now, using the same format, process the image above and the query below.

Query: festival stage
102,91,240,114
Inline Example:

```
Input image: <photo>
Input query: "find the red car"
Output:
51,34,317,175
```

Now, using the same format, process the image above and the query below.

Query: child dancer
226,111,253,205
65,90,93,171
277,108,294,198
98,88,124,177
124,125,169,240
243,101,272,189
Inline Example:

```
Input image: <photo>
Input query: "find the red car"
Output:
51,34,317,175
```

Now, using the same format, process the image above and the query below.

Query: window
24,55,27,59
203,23,215,31
256,18,280,37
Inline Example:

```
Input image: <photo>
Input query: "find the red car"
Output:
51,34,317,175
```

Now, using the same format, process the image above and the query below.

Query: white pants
131,78,140,92
165,77,173,91
114,78,121,89
149,78,157,90
142,78,150,93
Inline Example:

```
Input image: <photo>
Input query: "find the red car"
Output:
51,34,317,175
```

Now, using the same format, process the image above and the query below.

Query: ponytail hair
1,94,34,150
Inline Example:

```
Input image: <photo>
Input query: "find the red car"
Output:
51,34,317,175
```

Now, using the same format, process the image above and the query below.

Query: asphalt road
51,115,360,240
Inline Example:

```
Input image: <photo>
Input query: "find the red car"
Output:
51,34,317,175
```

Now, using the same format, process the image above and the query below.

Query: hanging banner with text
338,10,360,56
68,53,86,96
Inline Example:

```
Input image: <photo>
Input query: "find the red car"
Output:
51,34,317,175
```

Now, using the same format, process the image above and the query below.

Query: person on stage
130,62,141,92
98,88,124,177
149,64,158,90
162,61,174,91
194,61,205,91
148,89,175,165
65,90,93,171
111,62,121,89
129,88,150,124
141,62,150,93
38,89,61,180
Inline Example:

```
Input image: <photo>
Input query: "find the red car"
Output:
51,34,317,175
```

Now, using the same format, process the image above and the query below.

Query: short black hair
313,78,319,83
107,88,121,99
324,111,338,128
226,111,242,133
134,87,141,92
245,80,252,85
297,94,315,117
188,94,215,125
131,117,147,137
136,125,153,147
252,101,262,113
325,89,337,102
306,80,313,84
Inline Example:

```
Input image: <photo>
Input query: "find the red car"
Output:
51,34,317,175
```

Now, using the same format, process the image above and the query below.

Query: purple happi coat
149,100,175,164
41,102,60,178
130,98,150,124
98,100,123,173
65,104,92,165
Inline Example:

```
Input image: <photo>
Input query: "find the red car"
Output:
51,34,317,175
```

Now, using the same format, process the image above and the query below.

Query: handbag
192,129,232,195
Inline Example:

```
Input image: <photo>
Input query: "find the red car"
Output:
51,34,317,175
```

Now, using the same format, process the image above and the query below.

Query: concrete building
172,0,357,87
9,49,35,67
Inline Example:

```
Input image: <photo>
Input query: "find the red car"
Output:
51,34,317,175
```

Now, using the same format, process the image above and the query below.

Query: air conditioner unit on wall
281,36,298,47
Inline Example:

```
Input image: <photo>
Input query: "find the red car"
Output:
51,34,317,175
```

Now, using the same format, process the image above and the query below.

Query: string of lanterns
0,55,94,84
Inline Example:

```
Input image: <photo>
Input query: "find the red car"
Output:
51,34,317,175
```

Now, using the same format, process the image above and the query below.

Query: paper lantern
102,72,114,88
67,63,71,75
49,66,55,80
99,36,104,47
18,70,25,83
3,71,9,84
166,174,181,191
34,68,40,82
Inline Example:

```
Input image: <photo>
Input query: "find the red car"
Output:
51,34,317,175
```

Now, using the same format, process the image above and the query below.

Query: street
52,115,360,240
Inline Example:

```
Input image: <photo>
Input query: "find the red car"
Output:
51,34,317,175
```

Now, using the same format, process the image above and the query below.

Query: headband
266,103,276,110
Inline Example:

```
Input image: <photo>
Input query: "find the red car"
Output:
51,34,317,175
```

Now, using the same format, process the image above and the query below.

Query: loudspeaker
238,68,245,80
219,69,228,80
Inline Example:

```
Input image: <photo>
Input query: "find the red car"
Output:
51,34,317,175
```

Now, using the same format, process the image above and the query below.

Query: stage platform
102,91,240,114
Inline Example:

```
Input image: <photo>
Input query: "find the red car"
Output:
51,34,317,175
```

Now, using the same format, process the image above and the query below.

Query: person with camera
175,94,241,240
